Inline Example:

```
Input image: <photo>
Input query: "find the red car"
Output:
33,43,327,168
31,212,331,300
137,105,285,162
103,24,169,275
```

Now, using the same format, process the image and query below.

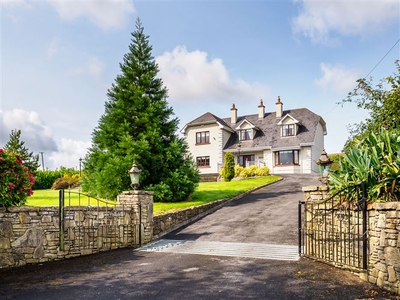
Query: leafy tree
82,18,199,202
342,60,400,148
4,129,39,173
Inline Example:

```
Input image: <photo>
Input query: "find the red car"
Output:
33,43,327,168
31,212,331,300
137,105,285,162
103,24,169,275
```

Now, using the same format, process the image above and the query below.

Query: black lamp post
316,149,333,183
237,143,241,166
79,158,82,176
128,161,142,190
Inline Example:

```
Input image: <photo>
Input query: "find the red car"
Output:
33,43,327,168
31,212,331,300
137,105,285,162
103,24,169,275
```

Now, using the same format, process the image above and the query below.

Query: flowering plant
0,148,35,207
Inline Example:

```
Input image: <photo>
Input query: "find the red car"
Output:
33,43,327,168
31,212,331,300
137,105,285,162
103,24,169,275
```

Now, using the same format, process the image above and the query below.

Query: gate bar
362,181,367,270
59,189,65,251
298,200,304,255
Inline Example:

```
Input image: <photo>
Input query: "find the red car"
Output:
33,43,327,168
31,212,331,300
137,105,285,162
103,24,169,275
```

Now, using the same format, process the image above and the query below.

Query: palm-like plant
329,128,400,202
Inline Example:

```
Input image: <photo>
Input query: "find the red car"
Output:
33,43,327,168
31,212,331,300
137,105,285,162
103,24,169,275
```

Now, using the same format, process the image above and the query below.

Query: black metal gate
299,182,368,271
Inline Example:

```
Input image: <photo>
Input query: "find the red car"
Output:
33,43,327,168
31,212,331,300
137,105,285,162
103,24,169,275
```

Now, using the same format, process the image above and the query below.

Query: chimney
231,103,237,124
276,96,283,118
258,99,265,119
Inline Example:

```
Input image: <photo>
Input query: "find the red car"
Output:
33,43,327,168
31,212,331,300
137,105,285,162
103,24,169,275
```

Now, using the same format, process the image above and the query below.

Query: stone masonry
303,185,400,295
0,190,153,269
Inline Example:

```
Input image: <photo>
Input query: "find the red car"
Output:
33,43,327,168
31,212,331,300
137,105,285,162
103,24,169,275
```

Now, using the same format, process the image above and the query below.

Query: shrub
34,170,63,189
51,174,81,190
0,148,35,207
329,128,400,202
328,153,343,172
240,165,256,178
255,166,270,176
34,168,79,190
234,164,244,177
221,152,235,182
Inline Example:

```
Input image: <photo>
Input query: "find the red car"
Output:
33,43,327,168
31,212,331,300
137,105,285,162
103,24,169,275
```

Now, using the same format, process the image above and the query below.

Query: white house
181,97,327,178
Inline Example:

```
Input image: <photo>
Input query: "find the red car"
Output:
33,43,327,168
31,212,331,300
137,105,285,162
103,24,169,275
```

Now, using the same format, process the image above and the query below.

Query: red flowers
0,148,35,207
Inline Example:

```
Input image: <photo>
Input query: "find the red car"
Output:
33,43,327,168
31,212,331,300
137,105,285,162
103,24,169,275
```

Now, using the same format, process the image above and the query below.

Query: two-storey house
181,97,327,178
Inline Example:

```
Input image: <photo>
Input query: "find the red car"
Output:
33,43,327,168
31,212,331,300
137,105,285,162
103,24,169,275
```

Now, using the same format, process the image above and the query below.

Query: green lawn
26,175,281,215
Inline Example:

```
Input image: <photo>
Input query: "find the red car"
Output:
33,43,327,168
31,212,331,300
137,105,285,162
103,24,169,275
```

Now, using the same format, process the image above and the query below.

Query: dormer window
282,124,295,137
278,114,301,137
239,129,253,141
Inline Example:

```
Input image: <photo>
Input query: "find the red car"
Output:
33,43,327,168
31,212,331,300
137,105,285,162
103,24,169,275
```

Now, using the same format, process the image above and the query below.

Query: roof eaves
277,114,301,125
217,121,235,133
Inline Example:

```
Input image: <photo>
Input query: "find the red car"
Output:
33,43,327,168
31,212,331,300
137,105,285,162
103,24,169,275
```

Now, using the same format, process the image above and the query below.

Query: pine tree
82,18,199,201
4,129,40,173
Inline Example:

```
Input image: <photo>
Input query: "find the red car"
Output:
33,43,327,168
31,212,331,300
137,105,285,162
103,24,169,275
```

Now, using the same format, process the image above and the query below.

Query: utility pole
39,152,45,170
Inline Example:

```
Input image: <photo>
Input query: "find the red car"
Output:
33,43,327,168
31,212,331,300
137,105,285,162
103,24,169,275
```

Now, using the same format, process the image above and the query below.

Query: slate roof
183,108,326,151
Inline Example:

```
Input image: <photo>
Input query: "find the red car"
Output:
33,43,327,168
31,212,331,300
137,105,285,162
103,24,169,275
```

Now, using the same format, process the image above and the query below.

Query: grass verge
26,175,281,215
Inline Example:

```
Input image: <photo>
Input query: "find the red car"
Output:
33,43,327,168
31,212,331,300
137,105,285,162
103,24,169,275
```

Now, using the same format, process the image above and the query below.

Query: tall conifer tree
82,19,199,201
4,129,39,173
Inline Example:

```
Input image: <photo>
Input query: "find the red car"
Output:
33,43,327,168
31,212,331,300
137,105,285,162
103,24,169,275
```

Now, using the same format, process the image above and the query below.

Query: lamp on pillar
128,161,142,190
316,149,333,183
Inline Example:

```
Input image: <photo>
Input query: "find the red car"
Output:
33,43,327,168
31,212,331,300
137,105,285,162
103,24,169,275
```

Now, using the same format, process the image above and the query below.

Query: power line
322,38,400,116
363,38,400,79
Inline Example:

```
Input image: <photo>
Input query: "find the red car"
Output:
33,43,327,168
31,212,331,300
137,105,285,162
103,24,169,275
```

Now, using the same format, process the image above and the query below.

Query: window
282,124,295,137
196,131,210,144
239,129,252,141
196,156,210,167
275,150,299,165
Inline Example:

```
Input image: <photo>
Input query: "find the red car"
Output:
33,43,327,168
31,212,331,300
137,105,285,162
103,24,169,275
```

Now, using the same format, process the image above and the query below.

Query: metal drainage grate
136,239,299,261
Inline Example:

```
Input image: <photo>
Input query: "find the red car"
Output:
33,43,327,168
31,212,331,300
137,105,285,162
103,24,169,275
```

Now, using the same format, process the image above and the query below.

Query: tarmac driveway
163,174,320,245
0,175,398,299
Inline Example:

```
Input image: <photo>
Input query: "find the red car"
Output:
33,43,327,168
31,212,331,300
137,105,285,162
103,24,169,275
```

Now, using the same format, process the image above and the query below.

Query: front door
239,155,254,167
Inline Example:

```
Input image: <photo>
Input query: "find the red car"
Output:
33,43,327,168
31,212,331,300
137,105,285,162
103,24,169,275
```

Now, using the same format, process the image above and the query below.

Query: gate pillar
117,190,154,245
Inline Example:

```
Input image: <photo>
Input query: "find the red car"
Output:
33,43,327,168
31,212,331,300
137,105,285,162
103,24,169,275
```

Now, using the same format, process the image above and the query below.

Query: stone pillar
117,190,154,245
302,185,329,202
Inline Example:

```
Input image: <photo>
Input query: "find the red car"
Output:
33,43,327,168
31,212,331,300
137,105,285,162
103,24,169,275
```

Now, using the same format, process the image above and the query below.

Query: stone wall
368,202,400,294
303,185,400,295
153,199,228,238
0,190,153,269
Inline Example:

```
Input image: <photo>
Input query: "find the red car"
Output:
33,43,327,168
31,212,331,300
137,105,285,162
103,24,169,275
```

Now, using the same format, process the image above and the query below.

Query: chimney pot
276,96,283,118
258,99,265,119
231,103,237,124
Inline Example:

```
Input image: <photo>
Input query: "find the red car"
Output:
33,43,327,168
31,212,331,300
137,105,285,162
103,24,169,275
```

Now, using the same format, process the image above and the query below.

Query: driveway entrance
137,175,321,261
1,175,397,299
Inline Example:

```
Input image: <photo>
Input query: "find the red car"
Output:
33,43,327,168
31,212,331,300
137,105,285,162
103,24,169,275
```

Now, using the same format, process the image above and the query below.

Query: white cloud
0,109,58,153
48,0,135,30
293,0,400,45
0,0,32,8
66,57,104,79
156,46,270,104
1,0,134,29
48,138,91,170
314,63,363,94
46,38,59,60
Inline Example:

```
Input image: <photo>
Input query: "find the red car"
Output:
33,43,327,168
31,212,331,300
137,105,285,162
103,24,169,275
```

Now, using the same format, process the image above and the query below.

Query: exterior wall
185,124,221,174
263,149,273,172
153,199,229,237
272,164,302,174
303,186,400,295
0,191,153,269
311,121,325,173
367,202,400,294
299,146,313,174
219,128,232,171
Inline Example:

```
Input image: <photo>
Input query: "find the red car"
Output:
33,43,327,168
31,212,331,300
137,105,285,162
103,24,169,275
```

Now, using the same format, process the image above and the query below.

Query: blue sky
1,0,399,170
